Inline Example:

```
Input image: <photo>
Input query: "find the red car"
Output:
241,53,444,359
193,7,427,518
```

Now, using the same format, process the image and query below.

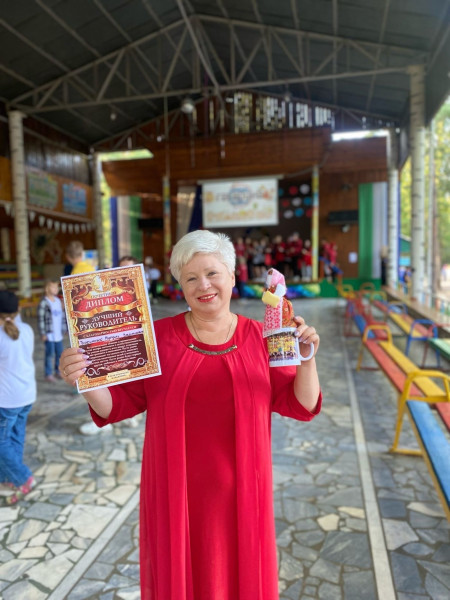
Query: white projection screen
202,177,279,228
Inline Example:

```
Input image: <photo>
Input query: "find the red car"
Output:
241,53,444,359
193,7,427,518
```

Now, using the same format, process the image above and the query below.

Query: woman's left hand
293,316,320,358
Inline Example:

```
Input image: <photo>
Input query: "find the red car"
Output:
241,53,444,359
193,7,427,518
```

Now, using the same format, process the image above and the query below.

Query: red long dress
90,313,322,600
185,349,239,599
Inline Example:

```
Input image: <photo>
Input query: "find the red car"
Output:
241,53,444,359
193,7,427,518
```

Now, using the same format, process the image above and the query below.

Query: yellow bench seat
378,341,446,398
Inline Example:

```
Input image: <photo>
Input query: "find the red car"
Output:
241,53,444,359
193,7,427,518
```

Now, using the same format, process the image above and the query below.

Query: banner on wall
62,182,87,215
202,177,278,228
27,170,58,209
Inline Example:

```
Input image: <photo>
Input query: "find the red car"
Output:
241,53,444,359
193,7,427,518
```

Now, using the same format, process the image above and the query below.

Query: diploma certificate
61,264,161,392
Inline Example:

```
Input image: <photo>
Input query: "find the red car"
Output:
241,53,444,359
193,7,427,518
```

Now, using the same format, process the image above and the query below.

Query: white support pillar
8,111,31,298
427,121,435,303
386,129,399,289
92,152,105,269
409,65,426,300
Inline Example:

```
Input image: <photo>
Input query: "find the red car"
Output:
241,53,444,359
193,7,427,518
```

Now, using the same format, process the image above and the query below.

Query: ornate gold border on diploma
61,265,160,391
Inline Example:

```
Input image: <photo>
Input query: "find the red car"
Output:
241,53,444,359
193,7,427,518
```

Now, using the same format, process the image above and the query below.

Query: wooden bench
386,303,437,355
407,400,450,520
344,297,387,340
336,283,356,300
371,300,438,355
429,337,450,362
356,324,450,519
359,281,376,294
383,285,450,332
337,282,377,301
422,337,450,370
369,291,392,322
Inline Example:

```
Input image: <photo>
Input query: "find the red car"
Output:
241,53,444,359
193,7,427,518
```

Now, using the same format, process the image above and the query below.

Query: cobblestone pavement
0,298,449,599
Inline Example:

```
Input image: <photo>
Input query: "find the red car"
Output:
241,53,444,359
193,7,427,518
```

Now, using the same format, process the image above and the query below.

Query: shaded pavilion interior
0,0,449,285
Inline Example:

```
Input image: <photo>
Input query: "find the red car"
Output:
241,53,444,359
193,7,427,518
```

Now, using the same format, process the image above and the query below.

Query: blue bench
371,299,435,346
357,324,450,520
406,401,450,520
353,314,374,337
385,303,438,356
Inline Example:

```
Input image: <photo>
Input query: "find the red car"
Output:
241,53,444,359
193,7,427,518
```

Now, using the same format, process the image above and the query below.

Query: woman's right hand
59,347,91,386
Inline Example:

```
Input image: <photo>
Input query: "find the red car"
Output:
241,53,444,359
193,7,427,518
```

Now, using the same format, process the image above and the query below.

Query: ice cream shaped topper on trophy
262,268,315,367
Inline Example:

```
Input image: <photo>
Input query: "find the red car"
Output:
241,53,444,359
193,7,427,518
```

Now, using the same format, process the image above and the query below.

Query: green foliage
400,98,450,263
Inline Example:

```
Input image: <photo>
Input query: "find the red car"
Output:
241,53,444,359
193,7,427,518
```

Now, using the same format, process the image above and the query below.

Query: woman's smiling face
180,253,235,313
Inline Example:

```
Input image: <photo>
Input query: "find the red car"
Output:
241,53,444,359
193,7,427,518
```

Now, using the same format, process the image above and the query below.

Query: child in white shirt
0,291,37,504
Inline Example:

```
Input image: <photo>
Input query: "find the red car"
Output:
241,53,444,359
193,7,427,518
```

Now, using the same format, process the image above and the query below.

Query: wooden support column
8,111,31,298
163,175,172,283
387,129,399,288
93,152,105,269
427,121,438,303
409,65,426,300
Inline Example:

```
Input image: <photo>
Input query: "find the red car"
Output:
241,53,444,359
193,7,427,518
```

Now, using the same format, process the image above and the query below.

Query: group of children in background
234,233,314,297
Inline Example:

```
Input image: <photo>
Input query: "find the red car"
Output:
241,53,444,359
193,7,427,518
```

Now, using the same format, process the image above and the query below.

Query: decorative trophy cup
262,268,314,367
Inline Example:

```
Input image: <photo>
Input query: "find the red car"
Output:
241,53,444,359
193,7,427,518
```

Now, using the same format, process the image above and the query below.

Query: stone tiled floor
0,298,449,599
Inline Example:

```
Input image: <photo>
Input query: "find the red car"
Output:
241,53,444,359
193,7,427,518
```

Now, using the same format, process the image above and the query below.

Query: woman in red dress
59,230,322,600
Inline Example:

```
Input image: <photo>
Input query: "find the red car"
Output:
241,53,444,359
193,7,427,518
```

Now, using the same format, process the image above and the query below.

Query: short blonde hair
44,278,59,291
66,240,84,259
170,230,236,282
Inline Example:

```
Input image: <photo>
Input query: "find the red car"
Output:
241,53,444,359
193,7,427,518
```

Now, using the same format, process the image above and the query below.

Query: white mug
267,329,315,367
298,340,315,362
